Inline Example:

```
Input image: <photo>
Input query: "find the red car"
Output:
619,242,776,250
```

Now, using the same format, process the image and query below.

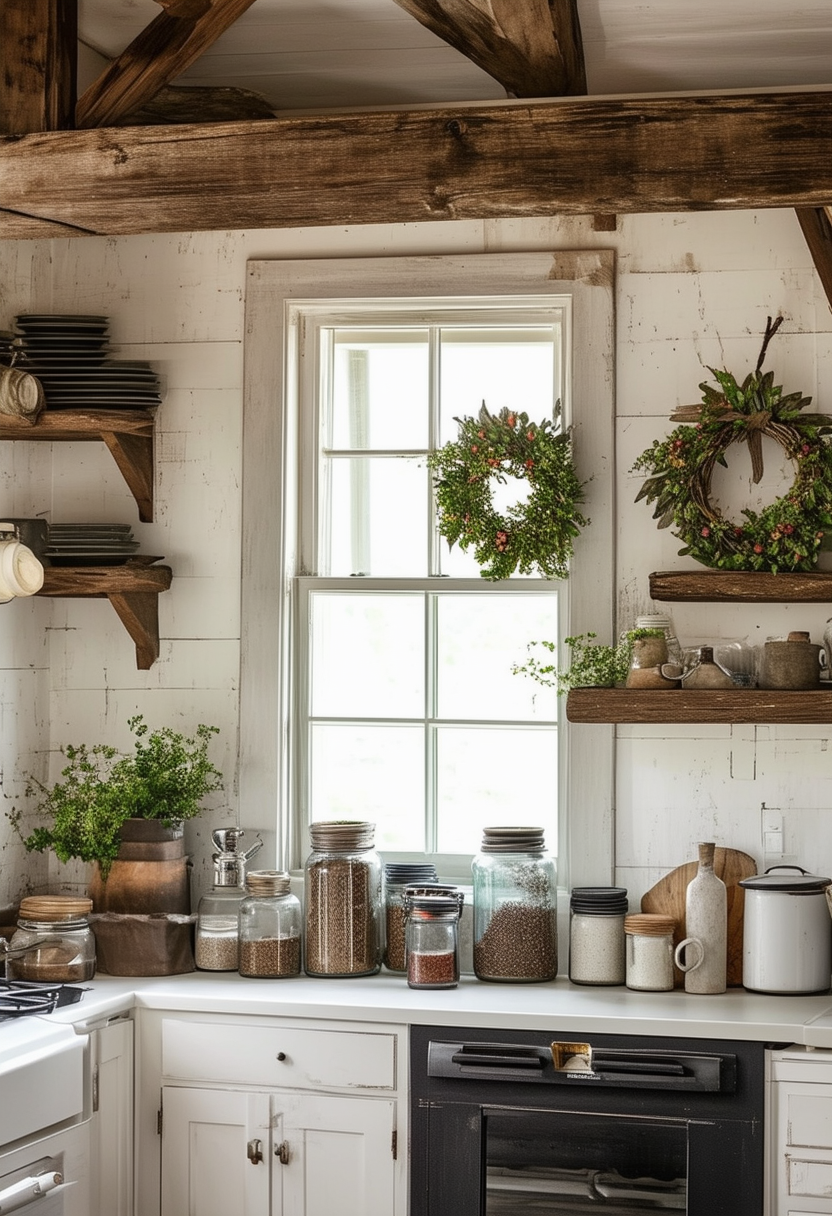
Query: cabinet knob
275,1140,290,1165
247,1138,263,1165
276,1052,287,1061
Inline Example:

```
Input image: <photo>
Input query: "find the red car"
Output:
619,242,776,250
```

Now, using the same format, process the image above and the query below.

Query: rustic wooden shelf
38,560,172,670
0,408,156,522
649,569,832,603
566,687,832,724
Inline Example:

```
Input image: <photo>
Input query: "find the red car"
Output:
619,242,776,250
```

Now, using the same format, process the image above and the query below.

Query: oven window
485,1109,687,1213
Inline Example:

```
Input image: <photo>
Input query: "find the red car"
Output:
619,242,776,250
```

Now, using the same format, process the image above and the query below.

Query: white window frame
240,251,616,887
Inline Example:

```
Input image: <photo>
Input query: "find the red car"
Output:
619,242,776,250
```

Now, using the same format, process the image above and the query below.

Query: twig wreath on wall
632,316,832,574
427,402,588,580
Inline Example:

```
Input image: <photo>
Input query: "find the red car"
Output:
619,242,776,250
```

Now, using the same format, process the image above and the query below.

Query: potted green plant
9,715,224,977
10,714,223,883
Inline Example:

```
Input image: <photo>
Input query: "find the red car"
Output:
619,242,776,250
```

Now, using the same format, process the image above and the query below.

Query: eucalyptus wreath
632,317,832,574
427,402,588,580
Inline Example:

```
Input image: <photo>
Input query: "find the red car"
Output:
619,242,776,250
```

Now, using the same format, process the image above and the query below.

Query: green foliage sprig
427,402,589,580
513,633,631,695
632,317,832,574
9,715,223,879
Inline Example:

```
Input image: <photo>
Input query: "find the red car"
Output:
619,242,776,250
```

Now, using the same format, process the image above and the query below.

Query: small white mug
674,936,705,974
0,540,45,601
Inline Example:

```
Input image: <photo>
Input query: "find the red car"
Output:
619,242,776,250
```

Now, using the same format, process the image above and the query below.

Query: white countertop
41,971,832,1049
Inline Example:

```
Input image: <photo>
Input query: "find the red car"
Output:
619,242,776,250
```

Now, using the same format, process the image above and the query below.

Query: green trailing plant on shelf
513,629,666,695
8,715,223,879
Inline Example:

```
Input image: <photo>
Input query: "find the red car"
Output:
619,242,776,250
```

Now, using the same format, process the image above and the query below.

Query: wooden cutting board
641,847,757,987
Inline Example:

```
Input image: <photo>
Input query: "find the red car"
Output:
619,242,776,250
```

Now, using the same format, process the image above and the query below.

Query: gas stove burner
0,979,87,1018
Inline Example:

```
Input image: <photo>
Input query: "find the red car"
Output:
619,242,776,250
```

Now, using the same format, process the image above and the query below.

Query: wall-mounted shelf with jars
0,408,156,522
566,687,832,725
567,567,832,725
37,559,172,670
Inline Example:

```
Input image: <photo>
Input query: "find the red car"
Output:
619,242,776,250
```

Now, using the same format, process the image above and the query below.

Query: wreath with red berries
632,318,832,573
427,402,588,580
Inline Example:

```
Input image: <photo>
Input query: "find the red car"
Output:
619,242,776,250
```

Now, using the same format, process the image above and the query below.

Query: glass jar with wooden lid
7,895,95,982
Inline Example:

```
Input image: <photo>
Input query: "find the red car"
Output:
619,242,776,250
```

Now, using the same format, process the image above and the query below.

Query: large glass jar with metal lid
195,826,263,971
472,826,558,982
304,820,382,977
383,862,438,972
238,870,302,979
404,886,464,989
7,895,96,982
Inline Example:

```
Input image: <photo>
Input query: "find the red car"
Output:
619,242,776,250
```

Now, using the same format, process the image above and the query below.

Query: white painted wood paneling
0,207,830,915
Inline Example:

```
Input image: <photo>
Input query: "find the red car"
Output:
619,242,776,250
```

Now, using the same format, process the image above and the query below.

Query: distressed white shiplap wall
0,209,829,915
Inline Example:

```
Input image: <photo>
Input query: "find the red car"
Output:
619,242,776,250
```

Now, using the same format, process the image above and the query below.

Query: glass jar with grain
472,826,558,982
303,821,382,977
238,870,301,979
383,862,438,972
7,895,96,982
404,886,464,989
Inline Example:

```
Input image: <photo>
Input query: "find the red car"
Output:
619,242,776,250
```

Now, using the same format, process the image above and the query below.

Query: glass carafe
195,826,263,971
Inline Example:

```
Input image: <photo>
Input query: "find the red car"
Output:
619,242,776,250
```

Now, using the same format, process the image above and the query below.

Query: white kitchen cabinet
161,1085,395,1216
161,1087,272,1216
770,1046,832,1215
90,1017,134,1216
137,1010,407,1216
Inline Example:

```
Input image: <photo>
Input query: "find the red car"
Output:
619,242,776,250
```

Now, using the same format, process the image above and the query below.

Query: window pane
331,329,429,449
436,594,558,722
439,328,557,445
310,592,424,718
310,723,425,850
326,457,428,575
435,727,557,854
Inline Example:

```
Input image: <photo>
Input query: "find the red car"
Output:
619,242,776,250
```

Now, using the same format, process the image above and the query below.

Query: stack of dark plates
0,330,16,365
14,314,162,410
45,523,141,566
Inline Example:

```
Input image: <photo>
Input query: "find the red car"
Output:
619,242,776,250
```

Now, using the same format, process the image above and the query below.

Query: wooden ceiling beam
76,0,260,129
3,90,832,240
391,0,585,97
0,0,77,135
796,206,832,312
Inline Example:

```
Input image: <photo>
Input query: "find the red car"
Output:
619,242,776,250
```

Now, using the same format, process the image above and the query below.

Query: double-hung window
241,252,615,886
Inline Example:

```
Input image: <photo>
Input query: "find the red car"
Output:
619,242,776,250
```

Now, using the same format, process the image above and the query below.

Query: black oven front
410,1024,765,1215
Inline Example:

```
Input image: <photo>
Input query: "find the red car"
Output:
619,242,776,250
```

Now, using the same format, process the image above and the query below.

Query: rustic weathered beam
115,84,276,126
3,90,832,240
392,0,585,97
796,206,832,312
566,687,832,725
0,0,77,134
76,0,260,129
649,568,832,603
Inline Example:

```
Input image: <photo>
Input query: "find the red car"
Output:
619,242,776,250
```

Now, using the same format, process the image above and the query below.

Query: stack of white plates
14,315,163,410
45,523,141,566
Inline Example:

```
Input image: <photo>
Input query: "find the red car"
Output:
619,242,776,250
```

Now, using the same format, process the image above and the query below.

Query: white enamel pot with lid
739,866,832,994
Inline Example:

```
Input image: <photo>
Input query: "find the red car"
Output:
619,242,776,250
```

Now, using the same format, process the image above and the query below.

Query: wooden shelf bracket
0,408,156,521
38,562,173,669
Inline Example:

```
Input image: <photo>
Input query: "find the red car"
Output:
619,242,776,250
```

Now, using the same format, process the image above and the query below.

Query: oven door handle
0,1171,63,1214
450,1046,546,1070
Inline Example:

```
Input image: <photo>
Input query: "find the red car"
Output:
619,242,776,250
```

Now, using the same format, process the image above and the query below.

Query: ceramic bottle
680,841,727,994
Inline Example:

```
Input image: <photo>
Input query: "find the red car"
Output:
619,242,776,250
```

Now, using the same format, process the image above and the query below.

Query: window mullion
427,325,441,578
425,590,439,854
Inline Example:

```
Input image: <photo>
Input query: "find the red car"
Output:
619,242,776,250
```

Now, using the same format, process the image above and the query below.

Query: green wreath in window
427,402,588,580
632,318,832,574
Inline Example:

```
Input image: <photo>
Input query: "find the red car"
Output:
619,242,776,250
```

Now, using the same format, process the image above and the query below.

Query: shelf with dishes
37,558,172,670
0,408,156,522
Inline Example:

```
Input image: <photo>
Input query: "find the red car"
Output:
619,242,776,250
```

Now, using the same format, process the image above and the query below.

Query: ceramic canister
739,867,832,994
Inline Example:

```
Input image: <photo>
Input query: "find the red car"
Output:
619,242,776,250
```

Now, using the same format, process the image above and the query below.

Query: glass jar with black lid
383,862,438,972
568,887,628,985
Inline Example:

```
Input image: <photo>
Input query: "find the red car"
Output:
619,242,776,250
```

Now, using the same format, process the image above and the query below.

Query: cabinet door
161,1086,271,1216
91,1019,134,1216
275,1093,396,1216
